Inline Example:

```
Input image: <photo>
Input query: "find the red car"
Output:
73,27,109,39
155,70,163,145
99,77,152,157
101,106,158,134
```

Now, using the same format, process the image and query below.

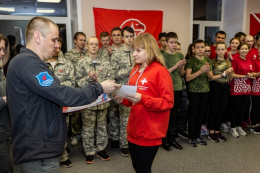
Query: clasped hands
175,59,186,69
200,62,211,73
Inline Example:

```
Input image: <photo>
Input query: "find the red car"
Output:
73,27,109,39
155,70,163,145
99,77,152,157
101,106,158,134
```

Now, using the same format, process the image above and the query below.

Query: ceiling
0,0,67,17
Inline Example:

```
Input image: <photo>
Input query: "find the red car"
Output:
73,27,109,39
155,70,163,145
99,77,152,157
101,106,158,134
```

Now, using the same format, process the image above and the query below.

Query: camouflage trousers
108,102,130,148
70,113,81,140
82,108,108,156
61,115,69,162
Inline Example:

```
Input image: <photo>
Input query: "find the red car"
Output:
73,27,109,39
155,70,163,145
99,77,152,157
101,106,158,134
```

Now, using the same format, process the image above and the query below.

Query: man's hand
107,47,113,57
100,80,121,94
114,95,124,104
2,96,6,103
89,70,98,81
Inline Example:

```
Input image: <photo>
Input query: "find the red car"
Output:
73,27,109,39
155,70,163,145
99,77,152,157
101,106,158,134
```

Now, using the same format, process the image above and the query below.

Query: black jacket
6,48,103,164
0,68,10,143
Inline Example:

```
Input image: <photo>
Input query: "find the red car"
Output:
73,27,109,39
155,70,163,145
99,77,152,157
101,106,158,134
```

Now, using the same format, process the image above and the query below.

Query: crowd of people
0,16,260,173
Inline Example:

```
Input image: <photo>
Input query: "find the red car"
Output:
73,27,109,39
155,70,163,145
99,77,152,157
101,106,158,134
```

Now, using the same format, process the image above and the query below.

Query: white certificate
114,85,137,97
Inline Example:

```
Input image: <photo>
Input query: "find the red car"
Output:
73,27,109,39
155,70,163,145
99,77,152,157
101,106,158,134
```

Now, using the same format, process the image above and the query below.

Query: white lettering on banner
234,78,251,93
141,78,147,85
120,19,146,37
252,78,260,93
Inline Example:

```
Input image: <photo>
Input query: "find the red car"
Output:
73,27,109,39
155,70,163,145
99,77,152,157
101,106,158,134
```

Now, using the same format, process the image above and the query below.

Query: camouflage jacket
64,47,87,66
46,54,75,87
110,44,134,84
98,47,111,63
76,54,115,110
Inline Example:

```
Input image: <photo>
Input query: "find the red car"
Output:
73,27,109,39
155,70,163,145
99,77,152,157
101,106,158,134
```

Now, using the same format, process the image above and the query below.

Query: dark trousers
167,91,182,142
230,95,250,128
207,82,229,131
202,102,209,125
251,95,260,126
0,139,13,173
223,92,231,123
188,92,209,139
178,89,188,131
128,141,159,173
243,97,251,122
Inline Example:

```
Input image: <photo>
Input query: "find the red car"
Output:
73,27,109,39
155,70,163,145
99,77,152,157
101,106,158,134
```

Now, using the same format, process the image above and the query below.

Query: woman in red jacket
115,33,174,173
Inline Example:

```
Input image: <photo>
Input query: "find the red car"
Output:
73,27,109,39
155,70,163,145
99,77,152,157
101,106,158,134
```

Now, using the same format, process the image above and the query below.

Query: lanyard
127,65,146,86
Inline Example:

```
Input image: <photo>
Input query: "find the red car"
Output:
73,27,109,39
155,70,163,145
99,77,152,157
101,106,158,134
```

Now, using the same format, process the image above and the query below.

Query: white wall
246,0,260,34
223,0,246,46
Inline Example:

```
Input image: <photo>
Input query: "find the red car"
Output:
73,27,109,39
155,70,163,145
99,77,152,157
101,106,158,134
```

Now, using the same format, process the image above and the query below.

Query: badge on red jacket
35,71,53,87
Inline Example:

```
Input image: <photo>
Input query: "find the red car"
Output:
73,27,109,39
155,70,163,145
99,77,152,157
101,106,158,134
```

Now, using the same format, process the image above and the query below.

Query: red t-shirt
230,56,253,95
251,56,260,95
210,45,228,60
249,47,259,60
227,47,239,58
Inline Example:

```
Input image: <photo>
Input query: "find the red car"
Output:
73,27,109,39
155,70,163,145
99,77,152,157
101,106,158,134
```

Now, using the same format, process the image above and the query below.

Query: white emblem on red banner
234,78,251,93
120,18,146,37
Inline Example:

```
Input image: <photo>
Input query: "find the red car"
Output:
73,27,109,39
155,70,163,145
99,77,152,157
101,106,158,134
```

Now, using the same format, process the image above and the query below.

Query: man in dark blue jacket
6,16,119,173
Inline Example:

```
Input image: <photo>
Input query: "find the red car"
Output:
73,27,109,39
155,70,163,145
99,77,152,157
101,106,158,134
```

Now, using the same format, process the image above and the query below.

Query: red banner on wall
93,7,163,42
250,13,260,36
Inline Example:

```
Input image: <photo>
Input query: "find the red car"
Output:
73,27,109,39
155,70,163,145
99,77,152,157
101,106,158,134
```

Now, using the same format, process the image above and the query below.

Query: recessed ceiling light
0,7,15,12
36,8,55,13
37,0,61,3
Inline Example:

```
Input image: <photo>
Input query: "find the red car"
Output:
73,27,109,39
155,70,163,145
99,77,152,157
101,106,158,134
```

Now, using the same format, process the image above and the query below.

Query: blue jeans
0,139,13,173
16,156,61,173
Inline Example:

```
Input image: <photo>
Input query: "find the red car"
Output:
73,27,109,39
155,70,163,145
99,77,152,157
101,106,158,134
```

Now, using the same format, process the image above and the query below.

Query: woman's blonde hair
133,33,165,67
0,33,10,67
214,42,231,68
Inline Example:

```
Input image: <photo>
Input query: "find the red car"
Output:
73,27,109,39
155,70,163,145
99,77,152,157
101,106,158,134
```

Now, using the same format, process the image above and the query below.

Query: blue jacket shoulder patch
35,71,54,87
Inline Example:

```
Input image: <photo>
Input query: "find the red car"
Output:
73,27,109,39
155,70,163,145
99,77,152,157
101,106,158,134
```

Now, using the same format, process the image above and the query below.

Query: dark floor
60,128,260,173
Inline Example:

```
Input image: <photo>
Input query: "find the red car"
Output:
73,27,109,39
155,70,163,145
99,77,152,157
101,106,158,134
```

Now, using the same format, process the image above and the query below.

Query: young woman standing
115,33,174,173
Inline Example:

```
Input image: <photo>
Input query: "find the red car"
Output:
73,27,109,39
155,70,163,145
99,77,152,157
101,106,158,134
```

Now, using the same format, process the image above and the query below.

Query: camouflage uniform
98,47,110,62
64,48,87,140
46,53,74,162
76,53,114,156
109,45,134,149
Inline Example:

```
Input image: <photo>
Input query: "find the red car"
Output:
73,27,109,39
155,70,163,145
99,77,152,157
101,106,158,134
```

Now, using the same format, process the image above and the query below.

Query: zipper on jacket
128,52,132,67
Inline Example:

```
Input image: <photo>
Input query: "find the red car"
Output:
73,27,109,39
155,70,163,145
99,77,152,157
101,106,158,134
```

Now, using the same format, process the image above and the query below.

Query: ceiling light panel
36,8,55,13
37,0,61,3
0,7,15,12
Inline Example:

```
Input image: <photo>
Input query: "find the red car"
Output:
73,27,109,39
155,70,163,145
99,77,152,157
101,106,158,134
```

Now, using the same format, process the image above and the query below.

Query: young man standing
64,32,87,146
162,32,187,151
158,32,167,53
209,31,227,60
47,37,74,168
109,26,134,156
107,27,123,56
99,31,111,61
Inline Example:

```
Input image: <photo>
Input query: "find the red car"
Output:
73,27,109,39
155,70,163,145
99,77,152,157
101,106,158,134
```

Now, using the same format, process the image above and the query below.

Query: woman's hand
114,95,124,104
246,73,256,79
227,51,233,61
225,67,233,75
125,93,142,103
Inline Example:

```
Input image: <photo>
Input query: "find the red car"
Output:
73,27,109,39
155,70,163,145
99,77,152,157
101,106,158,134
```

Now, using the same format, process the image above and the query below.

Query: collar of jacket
85,53,102,65
72,47,86,54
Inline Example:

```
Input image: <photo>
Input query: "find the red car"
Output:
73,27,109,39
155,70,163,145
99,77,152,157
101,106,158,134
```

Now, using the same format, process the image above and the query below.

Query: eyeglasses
205,50,211,53
88,43,99,46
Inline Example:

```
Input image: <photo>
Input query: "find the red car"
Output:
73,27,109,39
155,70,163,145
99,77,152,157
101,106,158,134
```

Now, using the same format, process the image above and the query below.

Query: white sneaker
229,128,239,138
221,123,230,133
236,127,247,136
71,138,78,146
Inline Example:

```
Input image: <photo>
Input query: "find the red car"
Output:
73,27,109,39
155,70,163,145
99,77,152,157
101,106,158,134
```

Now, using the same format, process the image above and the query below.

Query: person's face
0,40,5,60
215,44,226,57
194,43,205,56
87,38,99,54
245,36,254,48
41,24,59,61
176,45,182,53
100,36,110,48
215,33,226,43
74,35,86,50
240,36,245,43
238,45,249,57
166,38,178,52
53,42,62,57
111,30,122,45
204,46,211,57
255,38,260,47
230,39,240,51
10,39,16,47
123,30,134,47
133,47,146,64
159,37,166,49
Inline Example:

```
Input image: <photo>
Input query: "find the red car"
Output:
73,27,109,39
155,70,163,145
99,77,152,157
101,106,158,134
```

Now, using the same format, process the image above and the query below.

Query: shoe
246,119,251,125
215,132,227,142
221,123,230,133
169,141,183,150
175,134,180,139
96,150,110,161
71,138,78,146
121,148,130,157
250,126,260,135
161,141,171,151
200,128,205,136
196,136,207,145
226,121,231,127
110,140,119,148
201,126,209,135
241,122,247,128
178,130,189,139
66,147,70,155
208,133,219,143
229,128,239,138
60,159,72,168
236,127,247,136
188,139,197,147
85,155,94,164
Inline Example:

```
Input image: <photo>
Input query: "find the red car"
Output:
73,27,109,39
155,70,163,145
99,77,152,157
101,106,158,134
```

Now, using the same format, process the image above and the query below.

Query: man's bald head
245,35,254,48
25,17,58,43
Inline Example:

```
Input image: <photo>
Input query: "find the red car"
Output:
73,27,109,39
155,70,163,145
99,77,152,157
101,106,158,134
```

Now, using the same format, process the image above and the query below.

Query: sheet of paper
115,85,137,97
